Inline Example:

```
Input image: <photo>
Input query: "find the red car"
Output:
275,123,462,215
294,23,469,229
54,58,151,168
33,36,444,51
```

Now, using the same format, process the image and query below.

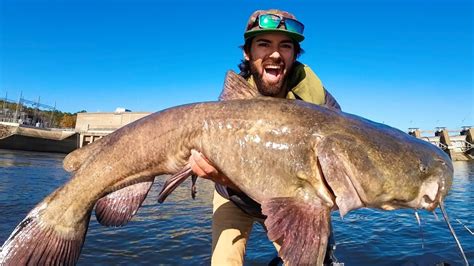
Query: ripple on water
0,151,472,265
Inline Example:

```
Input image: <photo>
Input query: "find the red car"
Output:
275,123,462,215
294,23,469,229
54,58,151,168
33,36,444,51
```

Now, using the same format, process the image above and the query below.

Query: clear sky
1,0,472,131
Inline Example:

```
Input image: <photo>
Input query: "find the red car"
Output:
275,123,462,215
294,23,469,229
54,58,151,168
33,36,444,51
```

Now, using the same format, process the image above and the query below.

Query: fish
0,71,454,265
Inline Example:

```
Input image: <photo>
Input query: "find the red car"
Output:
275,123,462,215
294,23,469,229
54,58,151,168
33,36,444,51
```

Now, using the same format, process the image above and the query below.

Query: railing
409,127,473,160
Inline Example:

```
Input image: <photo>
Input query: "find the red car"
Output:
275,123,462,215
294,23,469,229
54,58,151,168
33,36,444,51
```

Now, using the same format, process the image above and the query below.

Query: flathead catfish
1,97,452,264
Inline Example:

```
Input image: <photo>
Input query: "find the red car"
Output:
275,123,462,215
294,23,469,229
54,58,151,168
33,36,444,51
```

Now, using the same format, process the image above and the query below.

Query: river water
0,149,472,265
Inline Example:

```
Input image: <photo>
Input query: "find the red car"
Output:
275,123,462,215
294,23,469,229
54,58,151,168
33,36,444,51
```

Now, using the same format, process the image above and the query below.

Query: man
191,9,341,265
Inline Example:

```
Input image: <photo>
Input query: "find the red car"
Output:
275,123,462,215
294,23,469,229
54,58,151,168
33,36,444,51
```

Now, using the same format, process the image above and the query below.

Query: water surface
0,149,472,265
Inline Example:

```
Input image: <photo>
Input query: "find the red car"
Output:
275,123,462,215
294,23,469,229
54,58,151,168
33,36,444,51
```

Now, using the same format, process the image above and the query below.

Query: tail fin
0,205,90,265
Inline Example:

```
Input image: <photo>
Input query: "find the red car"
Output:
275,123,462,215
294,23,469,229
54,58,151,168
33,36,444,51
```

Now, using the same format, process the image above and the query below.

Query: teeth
265,65,281,70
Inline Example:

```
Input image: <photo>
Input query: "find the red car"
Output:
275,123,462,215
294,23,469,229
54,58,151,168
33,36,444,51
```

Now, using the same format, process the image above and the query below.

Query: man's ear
243,49,250,61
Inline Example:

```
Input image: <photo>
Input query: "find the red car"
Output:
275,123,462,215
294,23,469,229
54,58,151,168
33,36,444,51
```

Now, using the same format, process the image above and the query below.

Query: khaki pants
211,190,281,266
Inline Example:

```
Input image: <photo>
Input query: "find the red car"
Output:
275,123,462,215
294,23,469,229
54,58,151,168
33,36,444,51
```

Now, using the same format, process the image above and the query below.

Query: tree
59,114,77,128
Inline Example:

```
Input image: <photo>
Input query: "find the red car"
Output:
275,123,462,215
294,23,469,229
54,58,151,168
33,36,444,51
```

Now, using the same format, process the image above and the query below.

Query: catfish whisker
439,201,469,266
432,210,439,221
414,210,424,249
456,219,474,235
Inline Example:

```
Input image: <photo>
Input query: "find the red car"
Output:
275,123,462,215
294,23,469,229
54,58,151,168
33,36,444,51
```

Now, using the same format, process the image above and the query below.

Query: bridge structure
408,127,473,161
75,110,150,148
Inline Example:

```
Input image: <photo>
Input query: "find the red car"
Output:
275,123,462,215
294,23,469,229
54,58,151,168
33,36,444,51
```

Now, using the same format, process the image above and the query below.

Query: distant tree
1,100,79,128
59,114,77,128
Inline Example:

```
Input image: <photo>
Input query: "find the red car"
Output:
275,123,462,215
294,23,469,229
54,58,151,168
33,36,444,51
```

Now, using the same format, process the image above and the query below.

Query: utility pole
2,92,6,112
49,101,56,128
14,91,22,123
33,96,40,126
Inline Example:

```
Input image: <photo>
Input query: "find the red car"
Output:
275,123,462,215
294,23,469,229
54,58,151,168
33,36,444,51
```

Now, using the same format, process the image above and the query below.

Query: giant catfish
0,72,454,265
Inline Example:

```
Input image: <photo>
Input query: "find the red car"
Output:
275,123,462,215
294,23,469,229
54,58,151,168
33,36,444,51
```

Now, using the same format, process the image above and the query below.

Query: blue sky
1,0,472,131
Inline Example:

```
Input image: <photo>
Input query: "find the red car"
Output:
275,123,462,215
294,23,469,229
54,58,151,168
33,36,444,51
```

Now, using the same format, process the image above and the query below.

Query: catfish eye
419,164,428,173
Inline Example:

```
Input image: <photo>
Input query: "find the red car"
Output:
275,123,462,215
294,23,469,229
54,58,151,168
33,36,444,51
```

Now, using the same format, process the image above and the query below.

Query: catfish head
316,114,453,216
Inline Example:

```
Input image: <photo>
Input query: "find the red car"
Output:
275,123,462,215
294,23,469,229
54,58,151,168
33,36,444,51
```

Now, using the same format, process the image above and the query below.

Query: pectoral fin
95,180,154,226
317,136,364,216
262,197,331,266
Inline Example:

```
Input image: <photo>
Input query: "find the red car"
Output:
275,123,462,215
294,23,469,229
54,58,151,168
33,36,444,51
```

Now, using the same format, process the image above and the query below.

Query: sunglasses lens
259,14,281,29
285,18,304,34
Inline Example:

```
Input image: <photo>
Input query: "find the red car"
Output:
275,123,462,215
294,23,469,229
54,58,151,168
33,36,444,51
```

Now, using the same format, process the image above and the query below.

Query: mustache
262,58,284,67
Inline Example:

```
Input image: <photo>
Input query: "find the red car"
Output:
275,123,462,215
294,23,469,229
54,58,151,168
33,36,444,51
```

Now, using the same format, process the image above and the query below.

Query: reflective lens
284,18,304,34
259,14,281,29
257,14,304,35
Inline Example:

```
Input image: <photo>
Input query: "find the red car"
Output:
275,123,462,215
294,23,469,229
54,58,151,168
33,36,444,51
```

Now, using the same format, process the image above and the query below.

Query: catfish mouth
383,158,453,212
407,178,446,211
379,178,446,212
317,161,444,214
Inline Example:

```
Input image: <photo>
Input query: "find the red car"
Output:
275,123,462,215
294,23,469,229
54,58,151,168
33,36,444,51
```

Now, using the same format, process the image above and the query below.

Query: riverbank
0,123,78,153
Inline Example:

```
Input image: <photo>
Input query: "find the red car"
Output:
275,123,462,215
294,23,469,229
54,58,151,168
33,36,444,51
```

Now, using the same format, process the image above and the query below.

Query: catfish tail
0,204,91,265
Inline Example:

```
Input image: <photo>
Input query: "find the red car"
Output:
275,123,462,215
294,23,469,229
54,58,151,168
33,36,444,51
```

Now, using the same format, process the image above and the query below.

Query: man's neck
275,86,288,98
275,79,291,98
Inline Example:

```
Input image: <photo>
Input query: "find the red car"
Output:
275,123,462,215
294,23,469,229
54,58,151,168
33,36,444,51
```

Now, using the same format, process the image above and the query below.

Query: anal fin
95,180,154,227
262,197,331,266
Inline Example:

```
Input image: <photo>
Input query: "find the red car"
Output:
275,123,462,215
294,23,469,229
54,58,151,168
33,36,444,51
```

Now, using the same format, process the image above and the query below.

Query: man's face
245,33,296,98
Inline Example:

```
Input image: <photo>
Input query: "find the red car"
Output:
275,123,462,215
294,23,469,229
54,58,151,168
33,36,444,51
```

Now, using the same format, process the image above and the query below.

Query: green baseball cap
244,9,305,42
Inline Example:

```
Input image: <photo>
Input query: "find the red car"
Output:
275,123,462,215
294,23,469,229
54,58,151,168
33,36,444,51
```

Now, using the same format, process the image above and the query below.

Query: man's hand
189,149,239,190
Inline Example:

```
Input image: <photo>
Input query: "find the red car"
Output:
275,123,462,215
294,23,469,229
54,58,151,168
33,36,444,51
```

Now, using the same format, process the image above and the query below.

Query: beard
249,59,289,97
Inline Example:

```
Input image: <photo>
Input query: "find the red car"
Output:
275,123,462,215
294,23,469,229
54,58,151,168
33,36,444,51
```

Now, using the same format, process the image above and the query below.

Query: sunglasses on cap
256,14,304,35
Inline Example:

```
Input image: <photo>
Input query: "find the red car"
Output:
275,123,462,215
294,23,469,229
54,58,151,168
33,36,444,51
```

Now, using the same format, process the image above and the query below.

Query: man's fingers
190,149,218,177
189,158,208,177
189,150,240,191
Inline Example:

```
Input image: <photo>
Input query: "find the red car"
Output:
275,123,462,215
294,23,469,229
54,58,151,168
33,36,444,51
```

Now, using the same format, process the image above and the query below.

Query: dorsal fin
219,70,261,101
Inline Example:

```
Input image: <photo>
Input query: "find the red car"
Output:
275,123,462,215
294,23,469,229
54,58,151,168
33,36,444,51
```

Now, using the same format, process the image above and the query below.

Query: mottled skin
180,98,452,214
0,97,453,265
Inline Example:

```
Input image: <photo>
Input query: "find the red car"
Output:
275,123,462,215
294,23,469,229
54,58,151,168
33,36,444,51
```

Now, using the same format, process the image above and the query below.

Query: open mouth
263,65,283,83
